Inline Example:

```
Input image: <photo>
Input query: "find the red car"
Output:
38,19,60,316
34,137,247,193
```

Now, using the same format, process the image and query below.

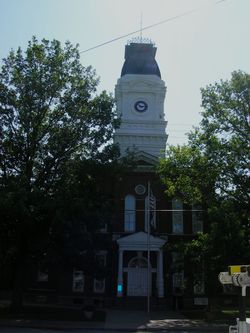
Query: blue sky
1,0,249,145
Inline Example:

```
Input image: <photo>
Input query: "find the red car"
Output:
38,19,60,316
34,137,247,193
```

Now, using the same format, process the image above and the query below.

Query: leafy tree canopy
0,36,119,244
159,71,250,207
0,37,120,308
0,37,119,191
190,70,249,206
158,71,250,292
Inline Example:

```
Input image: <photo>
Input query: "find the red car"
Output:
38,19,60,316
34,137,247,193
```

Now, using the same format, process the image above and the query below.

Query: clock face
134,100,148,113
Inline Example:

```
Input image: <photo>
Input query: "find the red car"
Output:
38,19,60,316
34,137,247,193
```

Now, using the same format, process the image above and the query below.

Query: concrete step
112,297,169,310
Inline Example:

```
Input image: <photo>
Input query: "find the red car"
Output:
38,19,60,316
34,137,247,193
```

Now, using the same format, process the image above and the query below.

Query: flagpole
147,181,150,313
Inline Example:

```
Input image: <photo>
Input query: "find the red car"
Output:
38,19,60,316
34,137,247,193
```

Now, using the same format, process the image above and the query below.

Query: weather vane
127,12,154,46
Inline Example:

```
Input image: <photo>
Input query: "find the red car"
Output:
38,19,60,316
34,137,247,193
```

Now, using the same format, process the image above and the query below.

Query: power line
167,128,192,131
168,136,188,139
168,123,195,126
80,0,228,54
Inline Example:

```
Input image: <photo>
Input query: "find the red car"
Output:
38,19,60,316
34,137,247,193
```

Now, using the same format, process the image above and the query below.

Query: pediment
117,231,166,251
134,151,159,166
120,149,159,171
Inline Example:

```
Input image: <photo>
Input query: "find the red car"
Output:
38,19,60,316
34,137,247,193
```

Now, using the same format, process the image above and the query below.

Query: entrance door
127,257,151,296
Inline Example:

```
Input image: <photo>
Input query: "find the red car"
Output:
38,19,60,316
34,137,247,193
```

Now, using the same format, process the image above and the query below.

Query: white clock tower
114,40,168,158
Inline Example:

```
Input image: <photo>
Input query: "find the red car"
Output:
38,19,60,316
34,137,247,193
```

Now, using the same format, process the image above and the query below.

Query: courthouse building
29,40,205,309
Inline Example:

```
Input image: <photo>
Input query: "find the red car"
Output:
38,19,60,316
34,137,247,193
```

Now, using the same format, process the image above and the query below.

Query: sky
1,0,249,145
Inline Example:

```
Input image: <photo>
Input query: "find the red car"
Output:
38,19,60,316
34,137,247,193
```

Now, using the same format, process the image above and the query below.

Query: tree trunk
9,224,28,314
10,258,25,313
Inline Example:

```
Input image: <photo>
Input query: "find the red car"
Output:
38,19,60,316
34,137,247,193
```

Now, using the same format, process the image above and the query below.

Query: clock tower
114,40,168,157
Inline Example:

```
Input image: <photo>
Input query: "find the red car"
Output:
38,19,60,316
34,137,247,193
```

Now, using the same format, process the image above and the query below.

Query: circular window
135,184,146,195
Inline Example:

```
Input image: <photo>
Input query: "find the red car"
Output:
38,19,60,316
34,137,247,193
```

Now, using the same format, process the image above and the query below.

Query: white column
157,249,164,298
117,249,124,297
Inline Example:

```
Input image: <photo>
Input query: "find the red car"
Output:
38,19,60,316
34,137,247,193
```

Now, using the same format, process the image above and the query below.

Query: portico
116,231,166,298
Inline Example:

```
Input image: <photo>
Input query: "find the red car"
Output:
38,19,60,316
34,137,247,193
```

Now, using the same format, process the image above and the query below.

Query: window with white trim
96,252,106,267
172,252,184,268
37,268,48,282
99,223,108,233
72,270,84,292
172,252,184,293
94,278,105,293
173,272,184,290
192,204,203,233
124,194,136,232
172,199,183,234
193,274,205,295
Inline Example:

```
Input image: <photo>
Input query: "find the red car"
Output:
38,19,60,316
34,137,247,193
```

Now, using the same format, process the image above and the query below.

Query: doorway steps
113,296,169,310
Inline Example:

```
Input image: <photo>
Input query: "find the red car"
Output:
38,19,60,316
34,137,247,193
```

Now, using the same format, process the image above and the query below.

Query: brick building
111,40,204,308
26,40,204,310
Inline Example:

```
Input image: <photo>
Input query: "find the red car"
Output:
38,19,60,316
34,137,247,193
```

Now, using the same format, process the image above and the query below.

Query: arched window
128,257,148,268
192,204,203,233
124,194,136,232
172,198,183,234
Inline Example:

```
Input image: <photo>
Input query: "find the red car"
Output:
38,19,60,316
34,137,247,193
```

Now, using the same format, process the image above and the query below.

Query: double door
127,267,151,296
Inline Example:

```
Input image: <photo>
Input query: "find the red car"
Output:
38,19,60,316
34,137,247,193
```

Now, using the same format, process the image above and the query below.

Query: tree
159,71,249,207
0,37,119,310
190,70,249,207
158,144,218,207
46,158,126,275
158,71,250,295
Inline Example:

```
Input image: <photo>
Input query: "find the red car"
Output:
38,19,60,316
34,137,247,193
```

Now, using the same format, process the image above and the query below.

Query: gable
132,151,159,172
117,231,166,251
135,151,159,165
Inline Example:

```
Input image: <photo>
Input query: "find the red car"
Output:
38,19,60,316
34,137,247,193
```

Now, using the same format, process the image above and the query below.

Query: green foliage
159,71,250,294
0,37,120,307
159,71,249,208
189,70,250,206
158,145,217,205
0,37,118,189
46,159,123,261
183,201,249,295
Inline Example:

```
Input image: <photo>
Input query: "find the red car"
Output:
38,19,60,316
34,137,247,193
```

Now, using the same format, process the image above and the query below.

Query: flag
149,189,156,230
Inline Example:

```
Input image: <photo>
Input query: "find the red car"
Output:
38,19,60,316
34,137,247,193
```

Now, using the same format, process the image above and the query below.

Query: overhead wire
79,1,228,144
80,0,228,54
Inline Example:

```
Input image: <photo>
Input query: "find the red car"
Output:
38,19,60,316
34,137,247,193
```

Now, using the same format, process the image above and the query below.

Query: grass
181,308,250,323
222,310,250,317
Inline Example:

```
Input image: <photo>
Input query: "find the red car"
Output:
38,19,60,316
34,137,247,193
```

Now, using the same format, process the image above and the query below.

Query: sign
228,265,250,275
219,272,233,285
232,273,250,288
194,297,208,306
232,273,241,287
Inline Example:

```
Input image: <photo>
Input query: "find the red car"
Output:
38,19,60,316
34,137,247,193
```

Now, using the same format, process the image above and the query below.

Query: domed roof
121,42,161,78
